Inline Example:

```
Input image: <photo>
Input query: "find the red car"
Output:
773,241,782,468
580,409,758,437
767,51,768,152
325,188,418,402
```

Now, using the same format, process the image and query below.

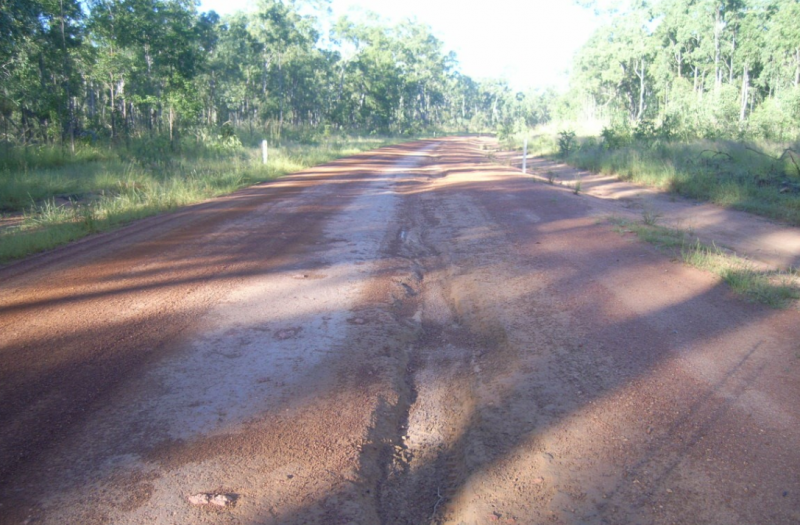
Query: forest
0,0,541,147
568,0,800,140
526,0,800,228
4,0,798,146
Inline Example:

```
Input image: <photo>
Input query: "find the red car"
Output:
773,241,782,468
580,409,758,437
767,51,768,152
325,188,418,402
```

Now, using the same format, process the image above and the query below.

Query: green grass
508,124,800,226
681,240,800,308
609,215,799,308
0,135,400,263
569,139,800,225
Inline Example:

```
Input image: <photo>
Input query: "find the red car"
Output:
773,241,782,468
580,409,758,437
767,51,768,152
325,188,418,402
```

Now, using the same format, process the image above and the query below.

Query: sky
197,0,607,91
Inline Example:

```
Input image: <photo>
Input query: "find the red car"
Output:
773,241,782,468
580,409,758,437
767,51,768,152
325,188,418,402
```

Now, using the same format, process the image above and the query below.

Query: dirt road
1,138,798,525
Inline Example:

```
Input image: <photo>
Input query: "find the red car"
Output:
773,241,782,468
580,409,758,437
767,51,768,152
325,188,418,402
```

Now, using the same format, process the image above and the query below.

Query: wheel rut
363,158,487,525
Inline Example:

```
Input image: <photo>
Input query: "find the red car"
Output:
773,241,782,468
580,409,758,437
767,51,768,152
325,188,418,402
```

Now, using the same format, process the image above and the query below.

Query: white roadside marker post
262,139,268,165
522,138,528,174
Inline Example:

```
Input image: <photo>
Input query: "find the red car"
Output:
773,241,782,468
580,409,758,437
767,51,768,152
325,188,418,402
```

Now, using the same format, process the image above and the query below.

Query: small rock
209,495,231,507
188,494,210,506
188,492,238,508
533,477,545,484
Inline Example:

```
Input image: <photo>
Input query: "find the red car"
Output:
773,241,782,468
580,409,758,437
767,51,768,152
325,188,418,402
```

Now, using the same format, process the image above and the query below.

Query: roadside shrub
632,117,677,143
601,126,630,150
749,88,800,141
557,130,577,158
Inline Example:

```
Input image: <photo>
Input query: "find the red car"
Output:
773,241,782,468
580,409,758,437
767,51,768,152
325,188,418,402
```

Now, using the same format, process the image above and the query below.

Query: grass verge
608,215,800,308
506,126,800,226
571,140,800,225
0,135,400,263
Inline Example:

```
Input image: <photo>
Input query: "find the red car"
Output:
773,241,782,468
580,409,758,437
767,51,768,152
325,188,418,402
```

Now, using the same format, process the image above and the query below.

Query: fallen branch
697,149,734,161
745,146,800,178
744,145,773,159
778,149,800,178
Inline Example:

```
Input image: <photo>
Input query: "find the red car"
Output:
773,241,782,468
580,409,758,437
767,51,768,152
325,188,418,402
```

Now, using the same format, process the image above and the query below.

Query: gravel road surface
1,138,798,525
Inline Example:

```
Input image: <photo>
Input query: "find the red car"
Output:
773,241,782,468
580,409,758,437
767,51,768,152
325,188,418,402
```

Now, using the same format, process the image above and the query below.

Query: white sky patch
198,0,608,91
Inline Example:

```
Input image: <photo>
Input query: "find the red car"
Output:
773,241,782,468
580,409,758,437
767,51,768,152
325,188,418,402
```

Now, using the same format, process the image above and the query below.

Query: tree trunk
636,58,647,122
740,64,749,122
59,0,74,153
278,57,284,136
110,78,116,139
168,106,174,146
795,48,800,87
714,5,722,91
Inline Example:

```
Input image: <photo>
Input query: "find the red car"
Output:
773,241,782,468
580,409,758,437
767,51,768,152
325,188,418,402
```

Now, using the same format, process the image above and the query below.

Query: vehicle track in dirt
0,137,798,525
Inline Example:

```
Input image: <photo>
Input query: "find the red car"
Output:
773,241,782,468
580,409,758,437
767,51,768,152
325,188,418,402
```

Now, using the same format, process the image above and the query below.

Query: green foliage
682,240,800,308
571,0,800,143
567,136,800,225
557,130,577,158
0,0,539,147
0,143,111,172
497,121,515,143
601,126,630,150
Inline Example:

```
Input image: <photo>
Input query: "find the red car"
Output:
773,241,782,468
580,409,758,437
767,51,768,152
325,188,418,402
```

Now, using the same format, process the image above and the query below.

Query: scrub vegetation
505,0,800,225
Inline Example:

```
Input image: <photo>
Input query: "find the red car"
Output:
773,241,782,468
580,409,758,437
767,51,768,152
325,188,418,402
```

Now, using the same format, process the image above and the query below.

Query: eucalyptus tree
0,0,84,144
764,0,800,91
393,20,455,129
331,14,404,131
570,0,800,138
574,3,657,122
733,4,766,121
0,0,528,146
87,0,209,144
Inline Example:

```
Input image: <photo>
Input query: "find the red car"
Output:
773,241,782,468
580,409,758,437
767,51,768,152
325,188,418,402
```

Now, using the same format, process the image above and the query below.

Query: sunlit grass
681,239,800,308
0,135,398,262
609,215,799,308
508,124,800,225
573,139,800,224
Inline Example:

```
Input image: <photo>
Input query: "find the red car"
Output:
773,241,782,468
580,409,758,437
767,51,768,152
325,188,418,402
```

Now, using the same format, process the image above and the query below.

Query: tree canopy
0,0,545,146
571,0,800,139
3,0,799,146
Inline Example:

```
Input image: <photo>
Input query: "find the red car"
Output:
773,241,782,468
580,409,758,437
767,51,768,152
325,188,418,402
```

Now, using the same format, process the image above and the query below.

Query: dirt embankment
0,137,798,525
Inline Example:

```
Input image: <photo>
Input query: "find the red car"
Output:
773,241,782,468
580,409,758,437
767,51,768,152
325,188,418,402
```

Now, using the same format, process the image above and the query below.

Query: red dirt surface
0,137,798,525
